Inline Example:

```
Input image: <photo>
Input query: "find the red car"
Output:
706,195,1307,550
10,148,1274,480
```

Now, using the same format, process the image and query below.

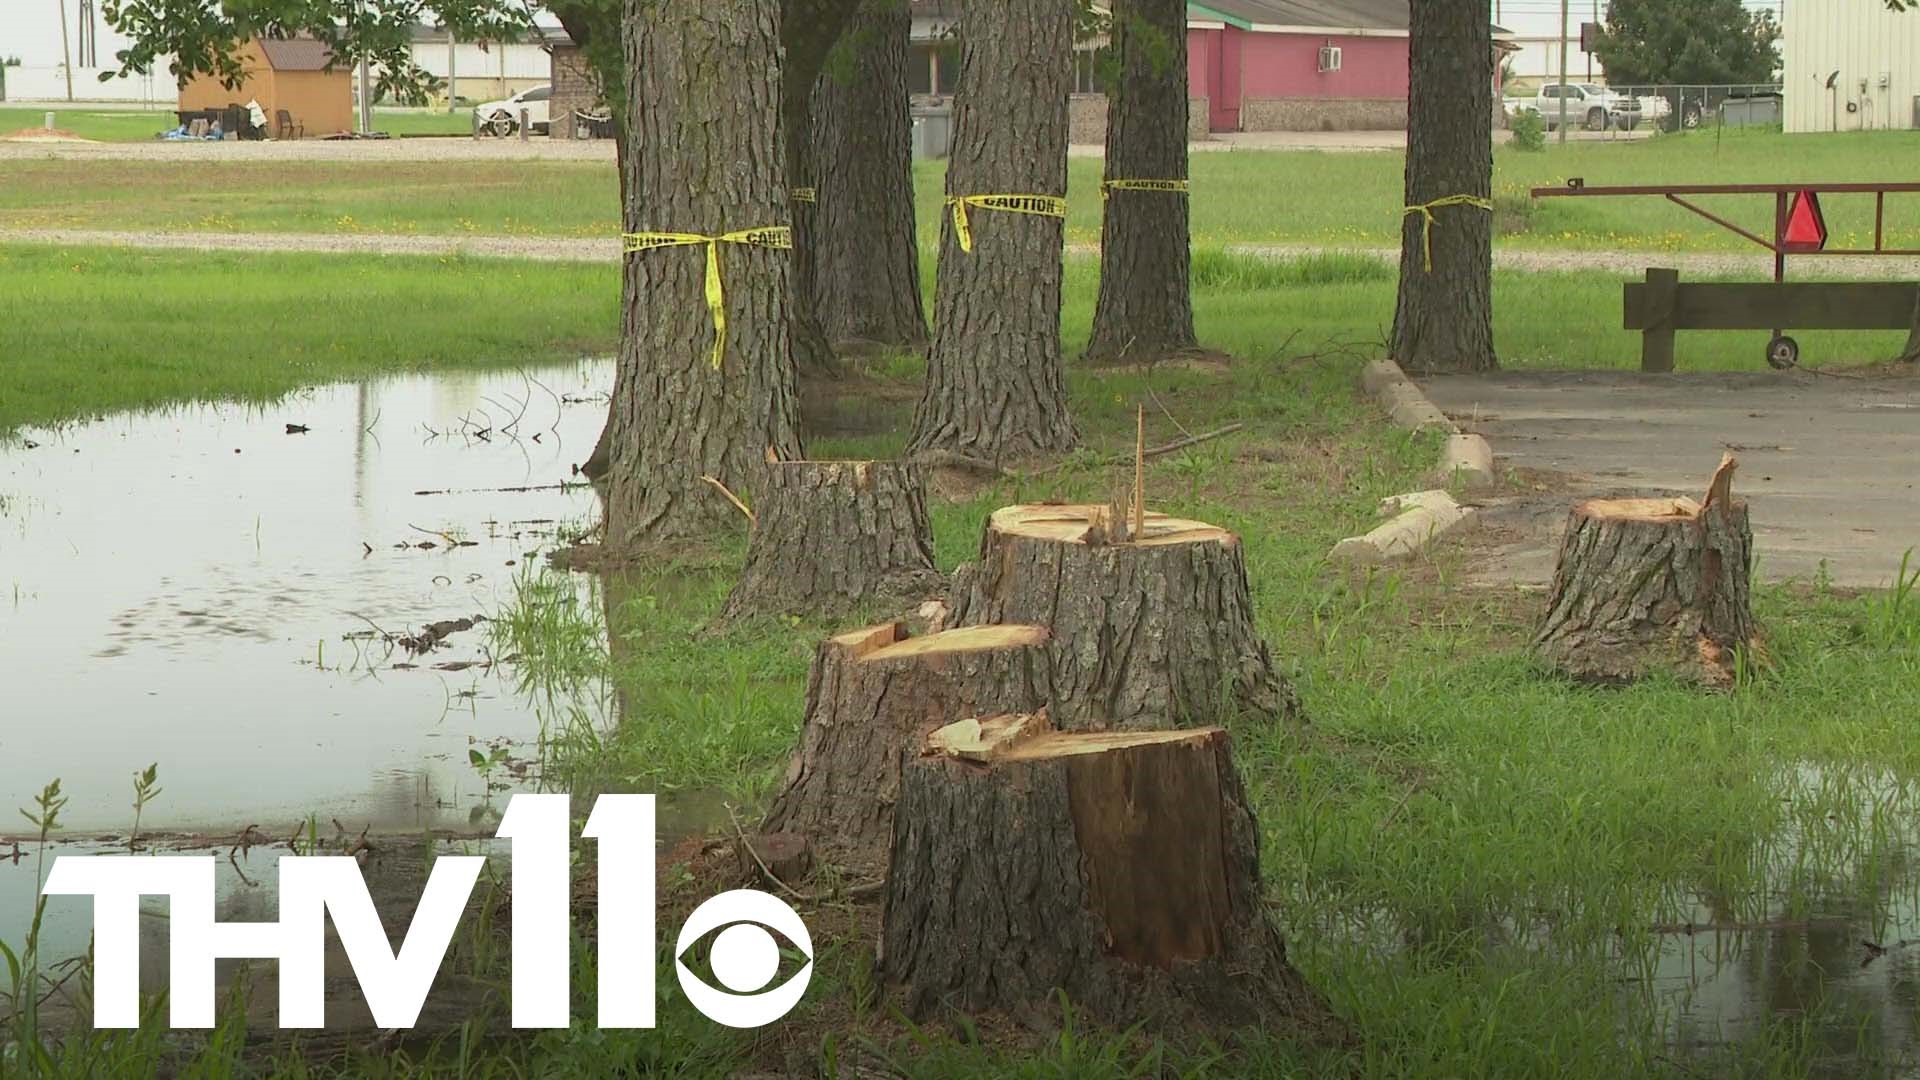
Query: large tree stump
880,714,1341,1036
947,504,1296,728
721,460,940,621
761,620,1052,867
1535,455,1760,687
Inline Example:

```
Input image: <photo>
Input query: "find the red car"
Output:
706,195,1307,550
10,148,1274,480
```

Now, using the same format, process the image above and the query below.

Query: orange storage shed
178,37,353,138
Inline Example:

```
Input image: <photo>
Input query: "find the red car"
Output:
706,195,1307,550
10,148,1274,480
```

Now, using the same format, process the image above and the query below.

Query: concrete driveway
1418,370,1920,589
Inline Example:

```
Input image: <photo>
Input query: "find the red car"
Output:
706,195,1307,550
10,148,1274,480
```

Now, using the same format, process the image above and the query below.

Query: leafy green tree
1592,0,1778,86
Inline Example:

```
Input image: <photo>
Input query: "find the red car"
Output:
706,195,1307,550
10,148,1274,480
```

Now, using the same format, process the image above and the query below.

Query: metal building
1783,0,1920,132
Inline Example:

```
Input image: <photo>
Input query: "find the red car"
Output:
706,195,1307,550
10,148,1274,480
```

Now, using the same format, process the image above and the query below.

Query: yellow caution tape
1402,194,1493,272
1100,178,1190,199
946,193,1067,253
790,187,817,203
621,226,793,369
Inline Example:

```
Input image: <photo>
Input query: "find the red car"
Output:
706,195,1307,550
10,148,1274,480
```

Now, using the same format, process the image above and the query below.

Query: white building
1783,0,1920,132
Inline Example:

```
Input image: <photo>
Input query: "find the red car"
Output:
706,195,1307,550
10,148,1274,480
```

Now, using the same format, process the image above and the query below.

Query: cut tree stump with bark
1535,454,1760,688
880,714,1343,1036
947,504,1297,728
761,620,1053,867
720,460,941,620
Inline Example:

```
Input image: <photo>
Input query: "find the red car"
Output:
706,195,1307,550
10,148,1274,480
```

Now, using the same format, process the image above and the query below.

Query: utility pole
1557,0,1570,143
447,32,457,113
1587,0,1596,84
55,0,75,101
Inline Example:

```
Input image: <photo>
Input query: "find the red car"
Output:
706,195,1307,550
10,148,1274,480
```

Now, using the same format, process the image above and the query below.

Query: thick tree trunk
551,2,627,483
881,715,1342,1036
1085,0,1196,365
782,0,860,380
762,621,1052,867
1535,457,1759,688
720,460,941,620
810,0,928,351
1390,1,1496,375
906,0,1078,459
947,504,1297,728
601,0,802,548
1898,291,1920,363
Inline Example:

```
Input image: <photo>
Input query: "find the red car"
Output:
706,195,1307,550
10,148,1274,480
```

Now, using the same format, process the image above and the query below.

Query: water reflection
1649,764,1920,1073
0,361,611,834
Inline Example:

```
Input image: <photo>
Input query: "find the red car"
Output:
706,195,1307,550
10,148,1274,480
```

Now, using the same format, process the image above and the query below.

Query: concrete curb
1329,489,1478,565
1360,358,1494,491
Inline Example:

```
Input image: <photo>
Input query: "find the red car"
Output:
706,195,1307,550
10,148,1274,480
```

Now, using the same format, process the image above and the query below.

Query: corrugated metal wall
1784,0,1920,132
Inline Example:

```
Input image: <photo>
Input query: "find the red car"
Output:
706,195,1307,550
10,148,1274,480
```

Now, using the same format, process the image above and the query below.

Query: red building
1189,1,1421,132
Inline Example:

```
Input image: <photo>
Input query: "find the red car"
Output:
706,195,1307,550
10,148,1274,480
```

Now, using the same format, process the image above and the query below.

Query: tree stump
1534,455,1760,687
721,460,940,621
761,620,1053,867
880,714,1341,1035
947,504,1296,728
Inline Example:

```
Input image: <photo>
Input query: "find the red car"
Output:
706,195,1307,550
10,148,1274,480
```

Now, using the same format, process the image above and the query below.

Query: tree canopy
1592,0,1778,86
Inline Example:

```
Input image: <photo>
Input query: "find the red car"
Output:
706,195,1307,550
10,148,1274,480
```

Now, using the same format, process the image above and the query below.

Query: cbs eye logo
674,890,814,1027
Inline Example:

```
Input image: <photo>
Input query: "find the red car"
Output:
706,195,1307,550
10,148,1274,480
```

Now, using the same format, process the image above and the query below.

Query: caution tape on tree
621,226,793,370
790,187,817,203
1099,179,1189,199
945,193,1067,253
1402,194,1493,272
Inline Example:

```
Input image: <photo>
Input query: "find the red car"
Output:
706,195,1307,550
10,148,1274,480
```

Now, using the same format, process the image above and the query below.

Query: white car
476,84,551,137
1519,83,1644,131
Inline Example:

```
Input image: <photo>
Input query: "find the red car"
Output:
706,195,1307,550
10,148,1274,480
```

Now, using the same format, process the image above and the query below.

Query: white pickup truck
1520,83,1645,132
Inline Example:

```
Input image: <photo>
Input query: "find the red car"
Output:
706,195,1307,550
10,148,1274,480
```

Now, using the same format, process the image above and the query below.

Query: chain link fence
1505,82,1784,139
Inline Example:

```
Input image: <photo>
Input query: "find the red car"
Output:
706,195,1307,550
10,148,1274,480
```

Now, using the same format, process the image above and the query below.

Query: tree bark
1085,0,1196,365
906,0,1079,459
1535,456,1760,688
810,0,928,351
782,0,860,380
762,621,1053,867
1390,1,1497,375
551,1,627,483
881,715,1343,1037
720,460,941,620
601,0,802,549
946,504,1297,728
1898,290,1920,363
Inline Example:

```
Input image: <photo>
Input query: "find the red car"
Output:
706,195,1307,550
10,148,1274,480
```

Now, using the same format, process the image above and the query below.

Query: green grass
0,106,474,142
0,243,1900,437
5,242,1920,1075
7,128,1920,254
0,245,619,433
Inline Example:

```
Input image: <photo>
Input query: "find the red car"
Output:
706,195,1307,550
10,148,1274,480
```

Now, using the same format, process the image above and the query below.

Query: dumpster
911,104,952,160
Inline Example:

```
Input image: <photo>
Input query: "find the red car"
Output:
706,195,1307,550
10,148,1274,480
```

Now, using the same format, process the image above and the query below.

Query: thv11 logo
41,794,812,1030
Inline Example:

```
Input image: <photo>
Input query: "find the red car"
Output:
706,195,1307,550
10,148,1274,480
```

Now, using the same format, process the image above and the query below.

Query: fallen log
947,503,1296,727
1534,453,1760,687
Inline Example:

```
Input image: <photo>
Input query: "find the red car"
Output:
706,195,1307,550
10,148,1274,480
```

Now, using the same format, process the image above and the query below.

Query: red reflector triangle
1784,190,1827,252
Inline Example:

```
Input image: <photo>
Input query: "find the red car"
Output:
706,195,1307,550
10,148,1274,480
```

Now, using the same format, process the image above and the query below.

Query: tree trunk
810,0,928,351
601,0,802,549
1085,0,1196,365
881,715,1343,1037
782,0,860,381
1534,456,1759,688
763,621,1053,867
1898,290,1920,363
551,1,627,483
947,504,1297,728
720,460,941,620
906,0,1079,459
1390,1,1496,375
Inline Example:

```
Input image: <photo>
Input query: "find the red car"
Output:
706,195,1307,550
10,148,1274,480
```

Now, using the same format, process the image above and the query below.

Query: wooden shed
178,37,353,138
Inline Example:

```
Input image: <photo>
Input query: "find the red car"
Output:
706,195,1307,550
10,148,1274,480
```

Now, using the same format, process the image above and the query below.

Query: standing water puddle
0,361,723,976
1643,764,1920,1073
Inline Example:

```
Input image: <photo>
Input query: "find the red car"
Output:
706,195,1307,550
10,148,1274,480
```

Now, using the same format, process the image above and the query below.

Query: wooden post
518,108,529,142
1640,267,1679,372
